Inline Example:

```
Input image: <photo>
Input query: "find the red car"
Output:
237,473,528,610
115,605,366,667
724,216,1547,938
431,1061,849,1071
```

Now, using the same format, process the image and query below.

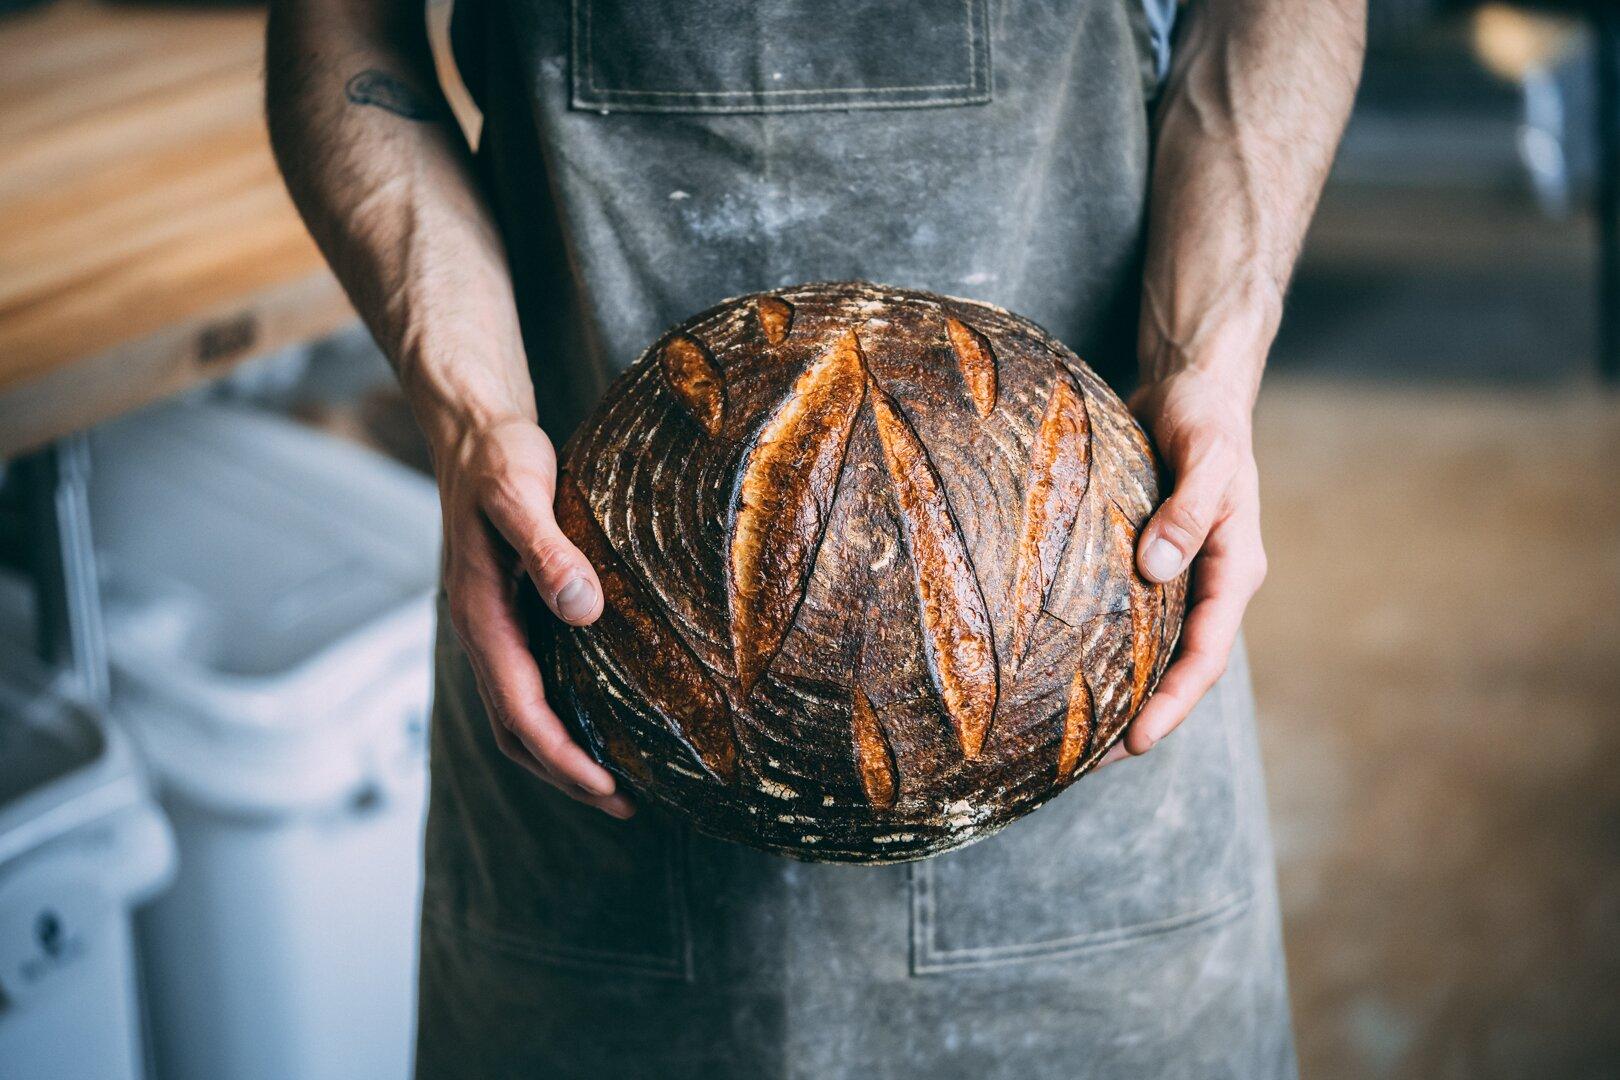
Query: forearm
266,0,624,809
1115,0,1362,749
1139,0,1365,403
265,0,533,458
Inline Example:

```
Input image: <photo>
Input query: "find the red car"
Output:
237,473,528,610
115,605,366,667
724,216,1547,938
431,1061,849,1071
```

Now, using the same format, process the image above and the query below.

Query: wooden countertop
0,0,354,457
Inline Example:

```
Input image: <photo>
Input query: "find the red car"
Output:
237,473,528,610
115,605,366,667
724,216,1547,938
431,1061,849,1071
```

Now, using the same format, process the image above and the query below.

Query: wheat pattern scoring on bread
546,281,1185,863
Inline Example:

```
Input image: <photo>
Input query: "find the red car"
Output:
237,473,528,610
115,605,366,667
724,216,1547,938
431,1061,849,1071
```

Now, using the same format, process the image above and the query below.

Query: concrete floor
1251,378,1620,1079
1251,176,1620,1078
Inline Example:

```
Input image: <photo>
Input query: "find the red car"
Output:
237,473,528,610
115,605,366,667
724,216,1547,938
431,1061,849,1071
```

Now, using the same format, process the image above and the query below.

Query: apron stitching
574,0,987,97
923,858,937,965
569,97,993,115
572,0,585,95
586,85,983,98
911,885,1255,973
670,824,697,981
965,0,982,94
422,904,692,978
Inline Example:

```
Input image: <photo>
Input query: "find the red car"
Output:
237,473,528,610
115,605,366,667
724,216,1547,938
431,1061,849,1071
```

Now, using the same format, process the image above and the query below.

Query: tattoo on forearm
344,70,445,121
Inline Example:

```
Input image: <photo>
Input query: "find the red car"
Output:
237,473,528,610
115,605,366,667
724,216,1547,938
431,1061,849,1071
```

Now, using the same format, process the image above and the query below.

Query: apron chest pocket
908,675,1258,974
570,0,993,114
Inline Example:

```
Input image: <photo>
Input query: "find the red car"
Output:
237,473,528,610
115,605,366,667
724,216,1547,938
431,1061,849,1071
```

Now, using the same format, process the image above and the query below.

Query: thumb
482,477,604,626
1137,436,1237,583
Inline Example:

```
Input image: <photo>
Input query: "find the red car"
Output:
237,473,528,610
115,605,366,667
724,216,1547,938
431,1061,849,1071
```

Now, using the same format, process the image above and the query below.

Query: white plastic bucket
85,401,441,1080
0,660,176,1080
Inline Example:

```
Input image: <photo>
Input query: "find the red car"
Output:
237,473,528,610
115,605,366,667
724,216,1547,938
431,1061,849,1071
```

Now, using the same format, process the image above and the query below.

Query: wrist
401,368,537,478
1130,366,1256,448
421,409,540,483
390,339,538,474
1136,276,1281,409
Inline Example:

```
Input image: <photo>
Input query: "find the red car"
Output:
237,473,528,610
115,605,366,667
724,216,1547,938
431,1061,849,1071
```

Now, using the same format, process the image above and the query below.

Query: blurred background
0,1,1616,1078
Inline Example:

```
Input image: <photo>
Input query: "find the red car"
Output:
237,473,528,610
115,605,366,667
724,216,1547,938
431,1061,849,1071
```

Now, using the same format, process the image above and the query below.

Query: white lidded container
86,401,441,1080
0,657,176,1080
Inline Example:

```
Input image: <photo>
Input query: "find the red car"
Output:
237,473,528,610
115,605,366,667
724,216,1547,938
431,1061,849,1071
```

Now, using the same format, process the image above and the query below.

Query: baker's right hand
435,417,636,818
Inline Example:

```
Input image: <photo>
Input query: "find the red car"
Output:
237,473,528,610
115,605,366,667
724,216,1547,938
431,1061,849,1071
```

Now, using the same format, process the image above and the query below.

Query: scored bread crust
545,281,1185,863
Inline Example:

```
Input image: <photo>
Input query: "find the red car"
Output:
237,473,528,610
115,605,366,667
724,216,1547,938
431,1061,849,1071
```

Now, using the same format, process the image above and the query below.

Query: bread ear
660,332,725,437
869,382,998,760
728,329,866,697
944,315,998,418
756,295,795,345
1008,365,1092,670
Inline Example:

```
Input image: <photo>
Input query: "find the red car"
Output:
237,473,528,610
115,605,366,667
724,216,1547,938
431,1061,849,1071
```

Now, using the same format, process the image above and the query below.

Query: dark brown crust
1008,366,1091,667
870,383,998,759
944,315,997,418
1110,503,1164,713
728,330,866,696
594,707,655,786
1157,568,1189,683
555,471,738,780
1057,667,1094,780
660,333,725,437
1080,611,1135,751
546,281,1181,863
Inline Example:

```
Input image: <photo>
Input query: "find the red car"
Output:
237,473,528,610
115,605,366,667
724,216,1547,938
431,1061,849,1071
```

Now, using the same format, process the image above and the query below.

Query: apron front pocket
908,672,1258,974
422,592,695,981
423,799,695,980
570,0,993,113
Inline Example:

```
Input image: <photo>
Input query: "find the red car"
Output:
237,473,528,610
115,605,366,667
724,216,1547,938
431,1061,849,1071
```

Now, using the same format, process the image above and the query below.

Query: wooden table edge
0,269,355,458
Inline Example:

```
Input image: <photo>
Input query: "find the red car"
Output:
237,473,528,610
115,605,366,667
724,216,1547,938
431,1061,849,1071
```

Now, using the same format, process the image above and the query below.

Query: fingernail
1141,538,1182,582
581,773,615,797
556,577,597,622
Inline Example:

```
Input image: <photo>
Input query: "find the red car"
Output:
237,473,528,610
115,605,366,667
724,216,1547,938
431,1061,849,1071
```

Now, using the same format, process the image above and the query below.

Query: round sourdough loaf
544,281,1186,862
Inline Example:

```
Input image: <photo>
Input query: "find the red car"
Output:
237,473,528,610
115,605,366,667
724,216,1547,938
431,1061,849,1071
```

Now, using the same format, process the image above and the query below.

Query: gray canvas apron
417,2,1296,1077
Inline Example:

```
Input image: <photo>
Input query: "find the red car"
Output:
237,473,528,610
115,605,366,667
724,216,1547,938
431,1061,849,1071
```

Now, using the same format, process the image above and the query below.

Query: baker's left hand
1099,366,1267,765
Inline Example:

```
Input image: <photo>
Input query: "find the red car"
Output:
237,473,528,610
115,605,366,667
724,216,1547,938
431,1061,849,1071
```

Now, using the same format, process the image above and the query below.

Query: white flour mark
759,778,799,801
